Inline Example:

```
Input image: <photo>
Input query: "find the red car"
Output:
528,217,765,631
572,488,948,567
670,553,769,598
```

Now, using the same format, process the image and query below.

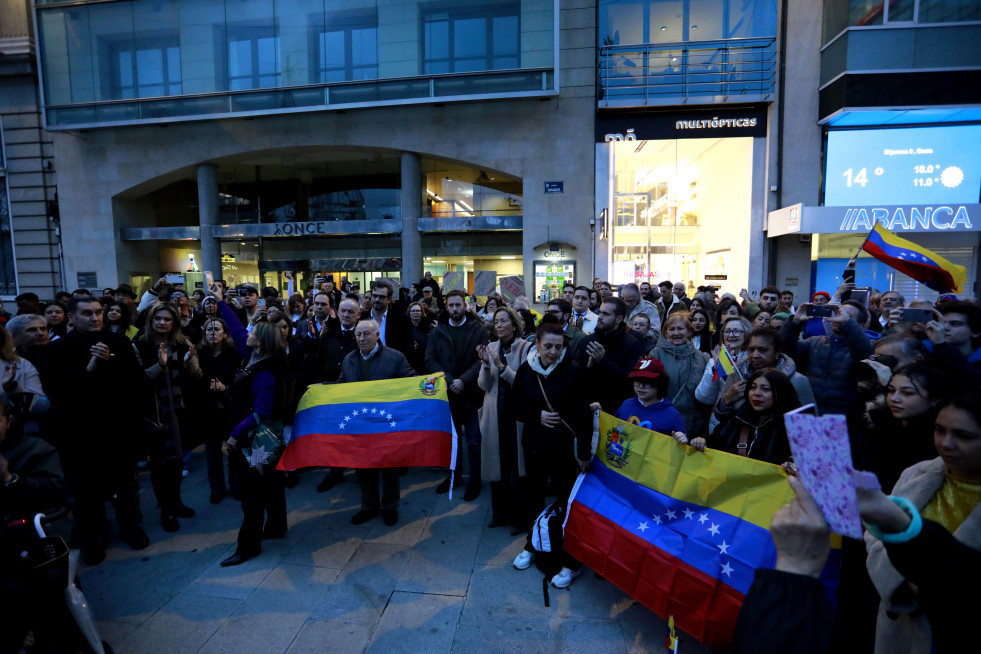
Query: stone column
400,151,422,288
196,163,222,281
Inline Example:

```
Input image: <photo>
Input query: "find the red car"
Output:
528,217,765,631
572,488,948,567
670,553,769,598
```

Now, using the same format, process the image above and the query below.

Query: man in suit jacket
361,279,412,357
295,292,332,340
338,320,417,527
571,286,598,335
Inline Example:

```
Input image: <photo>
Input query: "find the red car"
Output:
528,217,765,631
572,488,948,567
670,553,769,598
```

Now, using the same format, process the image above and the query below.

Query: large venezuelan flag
564,413,840,650
276,373,455,471
862,223,966,292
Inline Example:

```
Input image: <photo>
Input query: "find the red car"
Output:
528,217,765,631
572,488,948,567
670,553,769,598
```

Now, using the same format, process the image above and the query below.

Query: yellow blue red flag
564,413,841,650
712,344,739,382
276,373,456,471
862,223,967,292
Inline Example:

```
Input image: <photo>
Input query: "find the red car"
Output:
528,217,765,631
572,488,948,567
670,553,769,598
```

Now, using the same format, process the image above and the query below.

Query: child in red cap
614,358,689,444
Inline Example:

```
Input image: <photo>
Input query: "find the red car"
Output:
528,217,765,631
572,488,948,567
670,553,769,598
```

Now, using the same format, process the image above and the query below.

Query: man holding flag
337,320,417,526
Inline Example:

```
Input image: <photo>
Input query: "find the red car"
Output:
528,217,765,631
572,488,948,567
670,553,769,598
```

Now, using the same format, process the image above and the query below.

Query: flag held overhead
861,223,967,292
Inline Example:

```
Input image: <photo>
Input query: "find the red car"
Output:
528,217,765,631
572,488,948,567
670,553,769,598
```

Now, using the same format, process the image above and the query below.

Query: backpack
526,501,567,606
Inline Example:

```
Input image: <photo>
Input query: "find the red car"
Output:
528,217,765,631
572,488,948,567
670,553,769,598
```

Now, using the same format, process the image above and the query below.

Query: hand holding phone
806,304,834,318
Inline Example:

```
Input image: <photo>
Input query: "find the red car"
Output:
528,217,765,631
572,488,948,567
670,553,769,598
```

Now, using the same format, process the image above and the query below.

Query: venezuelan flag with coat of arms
862,223,967,292
276,373,456,471
563,413,840,650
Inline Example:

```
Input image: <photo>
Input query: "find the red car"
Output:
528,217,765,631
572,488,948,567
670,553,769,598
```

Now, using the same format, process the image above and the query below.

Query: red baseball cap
629,357,666,380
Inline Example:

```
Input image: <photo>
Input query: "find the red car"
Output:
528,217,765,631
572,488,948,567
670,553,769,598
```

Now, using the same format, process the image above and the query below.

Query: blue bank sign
767,204,980,236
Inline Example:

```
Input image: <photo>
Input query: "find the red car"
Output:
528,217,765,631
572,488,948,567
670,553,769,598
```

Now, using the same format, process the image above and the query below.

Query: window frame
421,2,521,75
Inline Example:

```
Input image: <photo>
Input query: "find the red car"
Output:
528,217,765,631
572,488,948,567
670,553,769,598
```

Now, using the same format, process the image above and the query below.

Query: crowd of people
0,272,977,653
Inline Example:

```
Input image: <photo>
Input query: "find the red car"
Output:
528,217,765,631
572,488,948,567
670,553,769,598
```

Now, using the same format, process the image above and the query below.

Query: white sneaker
551,567,581,588
513,550,534,570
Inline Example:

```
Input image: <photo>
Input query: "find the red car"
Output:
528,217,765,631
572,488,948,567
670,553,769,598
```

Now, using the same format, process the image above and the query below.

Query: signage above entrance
767,203,981,236
595,106,768,142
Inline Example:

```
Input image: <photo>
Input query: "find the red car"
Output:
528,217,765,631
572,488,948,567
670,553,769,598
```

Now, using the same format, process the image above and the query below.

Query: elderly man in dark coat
339,320,417,526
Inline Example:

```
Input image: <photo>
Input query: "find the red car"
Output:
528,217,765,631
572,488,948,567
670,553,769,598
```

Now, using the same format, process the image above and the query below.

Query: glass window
319,11,378,83
227,28,280,91
422,3,520,74
111,39,181,99
919,0,981,23
606,137,754,291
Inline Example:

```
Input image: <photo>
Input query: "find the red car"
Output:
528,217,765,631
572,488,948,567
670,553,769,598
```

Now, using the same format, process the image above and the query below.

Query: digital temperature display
824,125,981,206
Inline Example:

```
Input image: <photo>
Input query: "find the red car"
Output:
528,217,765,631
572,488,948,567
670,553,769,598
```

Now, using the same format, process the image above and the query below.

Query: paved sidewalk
80,453,720,653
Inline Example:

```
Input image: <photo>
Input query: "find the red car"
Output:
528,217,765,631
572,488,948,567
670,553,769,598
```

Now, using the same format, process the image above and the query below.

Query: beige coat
478,338,532,481
865,457,981,654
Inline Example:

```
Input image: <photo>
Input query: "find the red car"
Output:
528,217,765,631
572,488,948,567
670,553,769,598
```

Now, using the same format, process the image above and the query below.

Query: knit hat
811,291,831,302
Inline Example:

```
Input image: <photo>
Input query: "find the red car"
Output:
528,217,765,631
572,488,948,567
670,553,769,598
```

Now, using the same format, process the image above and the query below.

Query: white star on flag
698,513,708,524
246,445,272,470
638,521,649,533
362,408,369,414
708,523,720,536
721,562,734,578
652,514,662,525
389,421,397,427
338,422,345,429
718,540,730,555
683,508,694,520
665,509,677,520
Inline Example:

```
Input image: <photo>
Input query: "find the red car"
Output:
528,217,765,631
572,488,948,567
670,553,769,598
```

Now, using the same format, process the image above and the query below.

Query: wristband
864,496,922,544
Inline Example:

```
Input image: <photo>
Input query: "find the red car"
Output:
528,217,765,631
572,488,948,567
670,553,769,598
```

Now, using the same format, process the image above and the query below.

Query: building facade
770,0,981,302
1,0,63,299
30,0,595,299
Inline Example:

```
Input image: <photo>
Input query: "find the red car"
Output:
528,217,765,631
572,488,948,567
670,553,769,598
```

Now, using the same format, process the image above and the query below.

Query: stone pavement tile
234,563,339,616
615,592,721,654
285,618,374,654
362,506,430,545
113,590,242,654
196,611,307,654
185,544,281,600
96,619,142,650
364,590,464,654
282,524,365,569
549,568,620,620
428,492,490,526
450,615,550,654
395,518,482,596
309,542,412,624
474,524,528,566
82,545,226,623
549,617,627,654
397,469,449,503
463,564,550,619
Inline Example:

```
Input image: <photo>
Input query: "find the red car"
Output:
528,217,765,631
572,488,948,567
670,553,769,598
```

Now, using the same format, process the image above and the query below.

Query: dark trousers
236,467,287,555
205,436,242,494
148,409,188,513
450,401,482,485
523,435,581,571
356,468,400,511
63,452,142,549
490,417,528,528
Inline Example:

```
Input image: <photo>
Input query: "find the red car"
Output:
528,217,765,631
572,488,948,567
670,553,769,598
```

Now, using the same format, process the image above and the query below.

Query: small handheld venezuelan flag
664,615,679,652
712,344,739,382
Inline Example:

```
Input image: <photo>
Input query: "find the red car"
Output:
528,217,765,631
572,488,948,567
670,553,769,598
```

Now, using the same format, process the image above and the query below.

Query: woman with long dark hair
217,291,288,566
134,302,200,531
692,368,801,465
196,317,243,504
44,302,68,341
405,300,434,374
510,315,593,588
106,301,138,340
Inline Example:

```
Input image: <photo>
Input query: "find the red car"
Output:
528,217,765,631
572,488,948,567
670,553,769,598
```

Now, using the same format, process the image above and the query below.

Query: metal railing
598,37,776,105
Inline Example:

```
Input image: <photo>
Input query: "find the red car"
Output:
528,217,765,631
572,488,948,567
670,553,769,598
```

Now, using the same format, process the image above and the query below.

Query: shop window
318,11,378,83
606,137,753,289
225,26,280,91
422,3,520,74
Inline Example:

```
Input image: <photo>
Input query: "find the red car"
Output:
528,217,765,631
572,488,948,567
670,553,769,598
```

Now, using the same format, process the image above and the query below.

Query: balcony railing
598,38,776,107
